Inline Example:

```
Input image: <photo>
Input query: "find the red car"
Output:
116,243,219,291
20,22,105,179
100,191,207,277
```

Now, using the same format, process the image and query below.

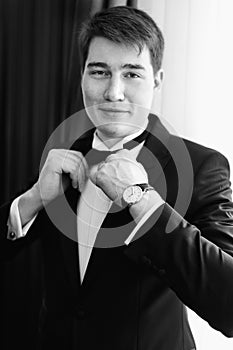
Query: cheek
142,90,154,108
82,80,102,106
129,81,154,107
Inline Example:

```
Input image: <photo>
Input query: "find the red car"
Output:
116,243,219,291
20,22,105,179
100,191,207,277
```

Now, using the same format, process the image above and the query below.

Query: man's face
81,36,161,141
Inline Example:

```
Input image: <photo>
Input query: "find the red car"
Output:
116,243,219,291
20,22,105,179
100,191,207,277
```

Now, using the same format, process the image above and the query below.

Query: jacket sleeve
0,200,42,261
124,151,233,337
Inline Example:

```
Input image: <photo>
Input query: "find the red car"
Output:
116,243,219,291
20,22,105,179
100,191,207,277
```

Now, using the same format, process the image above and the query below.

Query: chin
97,124,133,139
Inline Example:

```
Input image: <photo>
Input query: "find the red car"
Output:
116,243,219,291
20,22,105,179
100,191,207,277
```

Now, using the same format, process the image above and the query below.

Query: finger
70,175,78,189
61,151,89,190
89,164,99,185
65,164,79,189
59,157,80,189
75,154,90,191
76,159,87,192
66,151,90,184
69,159,87,191
79,154,89,183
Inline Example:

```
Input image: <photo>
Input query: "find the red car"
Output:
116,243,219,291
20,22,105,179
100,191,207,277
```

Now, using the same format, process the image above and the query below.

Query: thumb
89,164,99,184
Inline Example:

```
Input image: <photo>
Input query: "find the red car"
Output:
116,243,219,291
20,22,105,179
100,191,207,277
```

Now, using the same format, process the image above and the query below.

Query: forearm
125,202,233,336
18,183,43,227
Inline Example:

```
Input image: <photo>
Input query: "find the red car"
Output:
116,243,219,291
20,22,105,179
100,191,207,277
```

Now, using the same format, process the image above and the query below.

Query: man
1,5,233,350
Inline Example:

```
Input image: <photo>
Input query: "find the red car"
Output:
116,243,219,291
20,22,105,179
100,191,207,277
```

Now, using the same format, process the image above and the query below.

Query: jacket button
151,264,166,276
141,255,152,266
158,268,166,276
77,308,85,319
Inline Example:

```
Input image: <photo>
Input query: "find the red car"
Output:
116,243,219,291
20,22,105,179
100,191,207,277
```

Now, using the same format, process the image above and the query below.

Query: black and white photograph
1,1,233,349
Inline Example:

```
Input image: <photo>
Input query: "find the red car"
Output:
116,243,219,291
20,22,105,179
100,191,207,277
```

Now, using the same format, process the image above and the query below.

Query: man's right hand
35,149,89,203
18,149,88,226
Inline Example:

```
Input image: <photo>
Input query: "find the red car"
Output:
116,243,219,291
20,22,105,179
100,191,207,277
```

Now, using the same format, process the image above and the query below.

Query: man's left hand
89,149,148,205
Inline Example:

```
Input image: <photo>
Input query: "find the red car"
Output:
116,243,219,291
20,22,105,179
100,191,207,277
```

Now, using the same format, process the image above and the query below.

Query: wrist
18,184,43,226
129,190,164,223
122,183,153,207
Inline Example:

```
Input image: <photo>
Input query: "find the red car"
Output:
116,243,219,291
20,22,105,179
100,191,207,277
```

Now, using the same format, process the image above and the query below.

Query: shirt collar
92,121,148,151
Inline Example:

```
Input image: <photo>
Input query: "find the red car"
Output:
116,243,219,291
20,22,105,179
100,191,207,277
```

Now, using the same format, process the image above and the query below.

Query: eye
89,70,110,78
124,72,141,79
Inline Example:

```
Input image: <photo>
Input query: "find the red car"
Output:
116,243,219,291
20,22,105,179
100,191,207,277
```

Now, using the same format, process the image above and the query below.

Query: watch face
123,185,143,205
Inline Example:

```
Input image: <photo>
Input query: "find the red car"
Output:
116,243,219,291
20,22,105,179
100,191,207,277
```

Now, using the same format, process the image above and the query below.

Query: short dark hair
78,6,164,75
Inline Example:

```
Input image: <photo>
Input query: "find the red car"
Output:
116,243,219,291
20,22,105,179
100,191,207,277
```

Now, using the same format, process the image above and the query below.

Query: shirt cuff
7,196,37,240
124,198,164,245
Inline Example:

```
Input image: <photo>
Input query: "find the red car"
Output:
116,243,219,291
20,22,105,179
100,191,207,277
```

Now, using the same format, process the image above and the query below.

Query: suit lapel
58,115,172,289
137,114,171,187
58,229,81,292
82,117,172,288
58,130,96,289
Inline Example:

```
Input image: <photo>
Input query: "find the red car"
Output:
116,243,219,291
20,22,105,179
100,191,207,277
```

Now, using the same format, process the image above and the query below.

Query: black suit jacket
1,115,233,350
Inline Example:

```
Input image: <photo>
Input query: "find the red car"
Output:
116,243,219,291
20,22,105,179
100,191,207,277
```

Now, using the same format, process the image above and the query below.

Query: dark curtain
0,0,137,349
0,0,93,202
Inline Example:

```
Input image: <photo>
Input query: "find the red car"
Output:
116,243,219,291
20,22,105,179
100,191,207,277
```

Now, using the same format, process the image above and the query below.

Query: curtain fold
1,1,138,349
0,1,92,349
0,0,92,203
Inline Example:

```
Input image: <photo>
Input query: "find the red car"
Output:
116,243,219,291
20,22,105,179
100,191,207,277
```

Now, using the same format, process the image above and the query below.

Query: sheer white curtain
139,0,233,349
140,0,233,171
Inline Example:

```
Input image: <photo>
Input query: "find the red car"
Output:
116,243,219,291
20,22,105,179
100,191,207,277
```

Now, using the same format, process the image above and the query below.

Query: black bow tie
85,127,149,167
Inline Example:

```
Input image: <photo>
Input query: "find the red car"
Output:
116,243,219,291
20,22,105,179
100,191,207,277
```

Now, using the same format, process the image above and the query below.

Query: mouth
98,107,130,114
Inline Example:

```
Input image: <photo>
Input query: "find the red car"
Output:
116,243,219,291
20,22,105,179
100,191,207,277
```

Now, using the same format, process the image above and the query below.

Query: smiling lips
98,107,130,114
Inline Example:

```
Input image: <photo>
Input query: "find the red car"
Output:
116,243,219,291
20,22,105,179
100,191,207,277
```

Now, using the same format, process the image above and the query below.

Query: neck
96,121,149,149
96,132,123,148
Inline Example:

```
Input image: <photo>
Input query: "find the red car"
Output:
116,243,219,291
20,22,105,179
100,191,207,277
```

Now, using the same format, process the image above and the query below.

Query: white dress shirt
77,129,145,282
7,128,164,283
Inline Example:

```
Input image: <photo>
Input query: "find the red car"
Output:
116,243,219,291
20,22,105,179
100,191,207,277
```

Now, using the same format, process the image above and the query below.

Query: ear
154,69,164,90
80,68,84,86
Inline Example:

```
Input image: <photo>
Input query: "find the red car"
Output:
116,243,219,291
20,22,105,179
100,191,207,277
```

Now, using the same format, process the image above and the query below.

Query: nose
104,76,125,102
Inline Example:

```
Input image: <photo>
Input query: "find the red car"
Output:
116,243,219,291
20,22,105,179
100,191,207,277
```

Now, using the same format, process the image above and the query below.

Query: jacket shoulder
169,134,230,172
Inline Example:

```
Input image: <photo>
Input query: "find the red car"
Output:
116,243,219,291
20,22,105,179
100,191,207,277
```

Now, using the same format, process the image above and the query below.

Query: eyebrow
87,62,145,70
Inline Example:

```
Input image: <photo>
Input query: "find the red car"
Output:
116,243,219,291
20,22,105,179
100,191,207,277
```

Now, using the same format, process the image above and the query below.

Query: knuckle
48,149,56,161
48,149,56,156
71,164,78,173
106,153,117,161
97,161,105,170
74,151,83,161
77,151,84,158
96,170,105,184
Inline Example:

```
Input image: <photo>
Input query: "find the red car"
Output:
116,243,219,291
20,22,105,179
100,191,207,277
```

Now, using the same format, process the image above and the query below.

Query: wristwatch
122,183,154,207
